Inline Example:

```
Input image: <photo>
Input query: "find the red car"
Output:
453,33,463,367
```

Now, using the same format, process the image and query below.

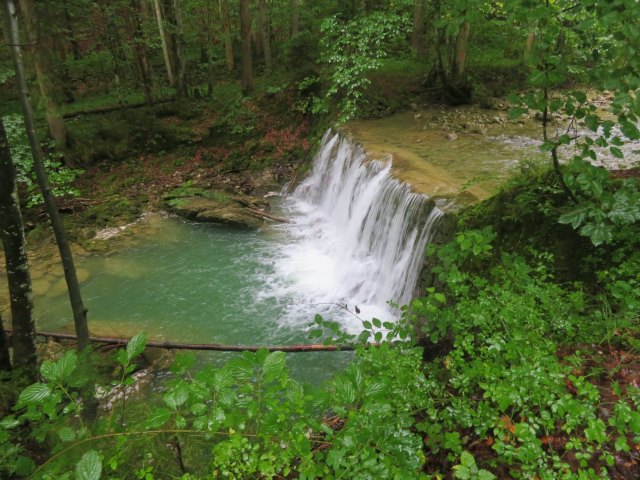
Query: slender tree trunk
239,0,252,95
0,117,36,379
172,0,188,96
18,0,70,154
290,0,299,36
5,0,90,351
219,0,235,72
0,314,11,372
411,0,424,57
453,21,470,79
153,0,175,86
360,0,366,14
257,0,272,71
523,30,536,64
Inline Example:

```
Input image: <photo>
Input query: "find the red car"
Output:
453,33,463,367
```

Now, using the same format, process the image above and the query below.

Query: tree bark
126,0,154,106
5,0,90,351
411,0,424,57
17,0,70,154
257,0,272,71
290,0,299,36
153,0,175,86
0,314,11,372
453,21,470,79
219,0,235,72
239,0,252,95
523,30,536,64
0,117,36,379
172,0,188,97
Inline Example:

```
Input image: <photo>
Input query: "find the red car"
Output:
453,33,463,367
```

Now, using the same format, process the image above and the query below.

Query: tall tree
126,0,154,106
172,0,188,96
17,0,70,158
453,20,470,78
153,0,175,86
0,116,36,379
411,0,424,57
219,0,235,72
239,0,252,94
5,0,90,350
257,0,272,71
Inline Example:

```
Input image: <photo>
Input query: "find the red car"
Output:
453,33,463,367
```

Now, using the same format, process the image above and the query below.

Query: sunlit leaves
75,450,101,480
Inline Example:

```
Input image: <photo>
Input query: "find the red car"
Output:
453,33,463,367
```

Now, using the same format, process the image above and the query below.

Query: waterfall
269,130,442,332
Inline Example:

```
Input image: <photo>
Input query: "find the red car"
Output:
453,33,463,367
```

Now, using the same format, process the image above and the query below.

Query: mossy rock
163,185,267,229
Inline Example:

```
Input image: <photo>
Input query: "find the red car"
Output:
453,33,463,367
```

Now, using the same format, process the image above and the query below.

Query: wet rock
163,185,268,229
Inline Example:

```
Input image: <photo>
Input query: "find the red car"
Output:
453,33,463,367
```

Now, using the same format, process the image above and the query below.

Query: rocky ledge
163,184,277,229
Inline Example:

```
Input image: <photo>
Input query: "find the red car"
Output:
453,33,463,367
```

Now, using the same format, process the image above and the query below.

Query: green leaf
58,426,76,442
41,351,77,383
75,450,102,480
163,385,189,410
145,408,172,429
126,333,147,361
610,146,624,158
263,351,286,381
372,317,381,328
478,470,497,480
17,383,52,405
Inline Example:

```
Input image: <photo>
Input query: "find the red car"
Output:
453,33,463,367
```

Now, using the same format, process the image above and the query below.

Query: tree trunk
360,0,366,14
239,0,252,95
219,0,235,72
17,0,70,154
172,0,188,97
0,117,36,379
290,0,299,36
153,0,175,86
411,0,424,57
257,0,272,71
126,0,153,106
5,0,90,351
0,314,11,372
523,30,536,64
453,21,470,79
62,0,80,60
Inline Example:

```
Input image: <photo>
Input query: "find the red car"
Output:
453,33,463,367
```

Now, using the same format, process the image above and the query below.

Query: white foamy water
260,131,442,333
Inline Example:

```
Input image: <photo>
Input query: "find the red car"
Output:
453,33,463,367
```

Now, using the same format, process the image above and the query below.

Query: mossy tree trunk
219,0,235,72
0,116,36,380
5,0,90,351
411,0,425,58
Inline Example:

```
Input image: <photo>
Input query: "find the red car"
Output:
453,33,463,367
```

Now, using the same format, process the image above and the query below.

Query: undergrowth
1,172,639,479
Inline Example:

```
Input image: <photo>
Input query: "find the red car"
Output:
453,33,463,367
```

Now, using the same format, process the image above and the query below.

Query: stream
3,108,638,380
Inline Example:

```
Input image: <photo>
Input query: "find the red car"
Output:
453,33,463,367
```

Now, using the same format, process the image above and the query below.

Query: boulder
163,185,267,229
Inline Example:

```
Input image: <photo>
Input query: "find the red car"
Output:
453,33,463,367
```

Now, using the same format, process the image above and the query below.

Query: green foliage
507,0,640,246
318,11,411,123
3,114,82,206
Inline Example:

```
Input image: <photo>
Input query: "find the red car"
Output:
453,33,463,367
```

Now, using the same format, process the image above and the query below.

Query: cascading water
266,131,442,332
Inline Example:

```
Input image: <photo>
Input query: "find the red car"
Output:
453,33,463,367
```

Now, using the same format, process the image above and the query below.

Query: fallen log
62,97,176,119
5,330,354,352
